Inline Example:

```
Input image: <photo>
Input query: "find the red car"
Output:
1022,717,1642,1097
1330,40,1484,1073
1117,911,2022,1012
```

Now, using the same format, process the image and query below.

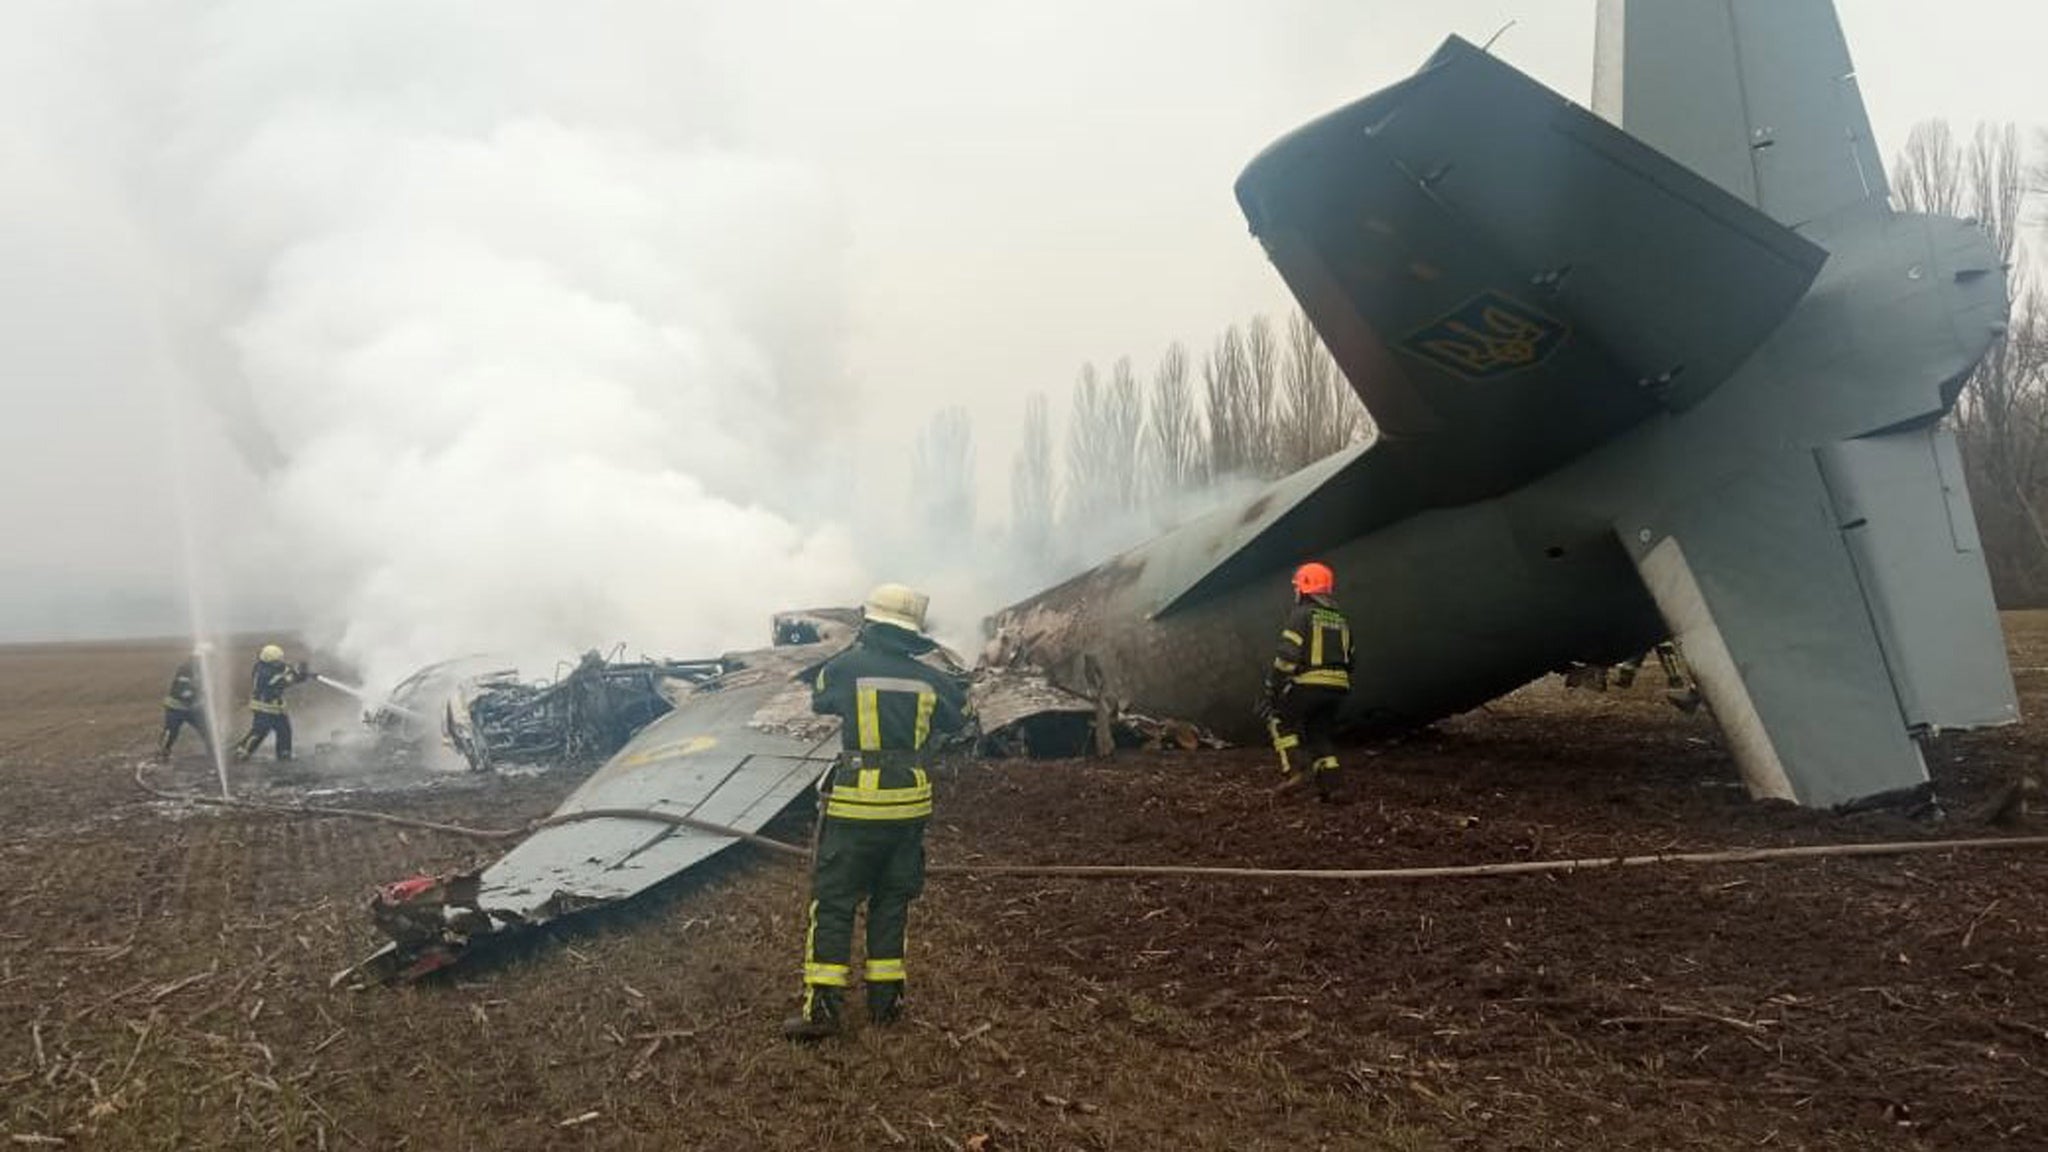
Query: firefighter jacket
248,659,306,716
164,659,203,712
1270,595,1353,694
809,624,971,822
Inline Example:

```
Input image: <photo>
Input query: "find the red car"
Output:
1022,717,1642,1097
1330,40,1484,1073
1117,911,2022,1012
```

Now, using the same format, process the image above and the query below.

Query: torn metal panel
347,636,846,983
968,664,1222,757
344,616,1218,982
970,665,1095,758
439,651,727,772
771,607,863,648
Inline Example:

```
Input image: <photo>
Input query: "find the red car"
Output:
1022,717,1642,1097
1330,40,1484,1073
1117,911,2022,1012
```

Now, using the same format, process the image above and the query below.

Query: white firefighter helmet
862,583,929,634
259,643,285,663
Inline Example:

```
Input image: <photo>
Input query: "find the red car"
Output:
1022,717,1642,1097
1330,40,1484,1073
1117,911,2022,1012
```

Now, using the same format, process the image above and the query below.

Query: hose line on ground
134,762,526,841
135,763,2048,882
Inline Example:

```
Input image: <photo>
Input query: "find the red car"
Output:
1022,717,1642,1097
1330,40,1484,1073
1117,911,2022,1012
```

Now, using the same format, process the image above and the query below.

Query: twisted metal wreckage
345,611,1214,984
348,0,2026,981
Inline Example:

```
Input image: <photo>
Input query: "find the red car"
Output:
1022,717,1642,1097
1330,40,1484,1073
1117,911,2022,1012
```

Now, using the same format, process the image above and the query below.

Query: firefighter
783,583,970,1042
155,642,215,761
233,644,311,762
1611,641,1687,691
1263,561,1353,802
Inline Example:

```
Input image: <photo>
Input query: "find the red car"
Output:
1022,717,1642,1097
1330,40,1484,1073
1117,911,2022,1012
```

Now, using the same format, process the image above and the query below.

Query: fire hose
134,763,2048,882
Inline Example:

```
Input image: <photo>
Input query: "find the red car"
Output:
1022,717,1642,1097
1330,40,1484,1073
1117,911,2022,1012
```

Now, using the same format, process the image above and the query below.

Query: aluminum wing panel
476,661,839,915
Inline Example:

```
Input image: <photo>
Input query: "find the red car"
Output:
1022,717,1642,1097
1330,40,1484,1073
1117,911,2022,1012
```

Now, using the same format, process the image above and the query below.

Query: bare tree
1276,309,1368,469
1105,356,1144,513
1010,392,1053,557
1243,315,1281,476
911,407,976,545
1968,122,2026,263
1063,363,1111,524
1143,341,1202,504
1896,118,2048,603
1202,324,1253,481
1893,120,1962,216
1064,358,1146,526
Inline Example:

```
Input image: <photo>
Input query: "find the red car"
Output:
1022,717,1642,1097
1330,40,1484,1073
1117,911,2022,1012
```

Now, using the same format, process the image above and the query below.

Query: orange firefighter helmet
1292,562,1335,596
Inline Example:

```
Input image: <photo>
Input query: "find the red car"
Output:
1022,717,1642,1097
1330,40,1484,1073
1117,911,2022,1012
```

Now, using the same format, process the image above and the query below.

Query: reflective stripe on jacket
164,659,201,711
249,660,302,715
810,624,969,822
822,757,934,821
1273,596,1353,691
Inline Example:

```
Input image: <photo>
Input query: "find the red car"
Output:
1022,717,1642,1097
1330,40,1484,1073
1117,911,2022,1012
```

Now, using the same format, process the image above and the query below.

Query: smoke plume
117,1,869,689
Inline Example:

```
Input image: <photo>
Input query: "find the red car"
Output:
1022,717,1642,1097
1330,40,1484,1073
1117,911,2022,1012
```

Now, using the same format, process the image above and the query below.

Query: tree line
914,118,2044,603
1895,120,2048,604
914,309,1372,565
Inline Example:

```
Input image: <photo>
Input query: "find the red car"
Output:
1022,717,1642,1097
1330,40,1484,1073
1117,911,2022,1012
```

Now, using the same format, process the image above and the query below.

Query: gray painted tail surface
1629,455,1929,806
1594,0,1888,227
1819,426,2021,733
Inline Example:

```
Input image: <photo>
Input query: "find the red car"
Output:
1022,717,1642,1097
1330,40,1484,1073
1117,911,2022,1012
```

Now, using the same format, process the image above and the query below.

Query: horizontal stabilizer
1156,440,1439,615
1237,36,1826,492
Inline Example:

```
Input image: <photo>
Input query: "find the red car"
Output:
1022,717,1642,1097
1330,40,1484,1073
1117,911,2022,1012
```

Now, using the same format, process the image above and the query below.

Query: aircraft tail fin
1594,0,1888,227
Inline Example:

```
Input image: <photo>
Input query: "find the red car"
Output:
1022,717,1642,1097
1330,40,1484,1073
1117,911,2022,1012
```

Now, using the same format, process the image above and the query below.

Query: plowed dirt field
5,625,2048,1150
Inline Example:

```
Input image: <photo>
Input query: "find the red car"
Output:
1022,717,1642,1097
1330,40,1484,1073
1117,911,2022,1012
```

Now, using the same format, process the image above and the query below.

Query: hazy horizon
2,1,2041,675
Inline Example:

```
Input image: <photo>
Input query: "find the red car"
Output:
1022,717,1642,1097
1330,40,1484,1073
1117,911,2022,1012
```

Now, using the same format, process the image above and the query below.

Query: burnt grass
4,625,2048,1149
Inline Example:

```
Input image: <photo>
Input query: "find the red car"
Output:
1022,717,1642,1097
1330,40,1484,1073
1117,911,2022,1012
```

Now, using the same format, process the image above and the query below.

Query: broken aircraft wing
479,655,835,908
347,641,840,983
346,620,1188,981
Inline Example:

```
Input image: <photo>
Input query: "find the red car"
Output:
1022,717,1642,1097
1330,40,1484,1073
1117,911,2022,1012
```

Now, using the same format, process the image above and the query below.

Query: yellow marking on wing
618,734,720,767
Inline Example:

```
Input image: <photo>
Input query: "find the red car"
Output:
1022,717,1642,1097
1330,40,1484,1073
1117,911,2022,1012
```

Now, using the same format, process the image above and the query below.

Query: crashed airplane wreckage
347,0,2014,983
993,0,2020,812
369,651,725,772
347,611,1213,983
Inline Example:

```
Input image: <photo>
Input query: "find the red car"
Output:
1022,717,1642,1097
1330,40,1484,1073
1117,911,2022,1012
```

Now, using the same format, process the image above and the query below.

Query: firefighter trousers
158,707,213,757
1268,684,1345,785
235,712,293,761
801,816,926,996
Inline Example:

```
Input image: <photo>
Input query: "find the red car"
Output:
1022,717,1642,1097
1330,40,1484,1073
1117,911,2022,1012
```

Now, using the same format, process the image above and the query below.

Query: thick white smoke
121,1,869,689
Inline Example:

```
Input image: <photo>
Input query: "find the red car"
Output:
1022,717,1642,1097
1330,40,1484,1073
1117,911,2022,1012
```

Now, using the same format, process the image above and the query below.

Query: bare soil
5,625,2048,1149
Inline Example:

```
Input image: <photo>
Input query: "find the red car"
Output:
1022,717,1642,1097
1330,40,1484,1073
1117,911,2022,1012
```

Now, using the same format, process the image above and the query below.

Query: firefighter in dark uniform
233,644,311,762
155,643,215,761
1264,561,1353,802
783,583,970,1041
1612,641,1687,691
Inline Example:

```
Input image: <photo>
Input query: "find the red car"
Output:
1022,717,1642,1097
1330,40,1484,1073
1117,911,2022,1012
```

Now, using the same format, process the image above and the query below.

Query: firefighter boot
782,986,844,1042
1312,757,1340,804
867,983,906,1027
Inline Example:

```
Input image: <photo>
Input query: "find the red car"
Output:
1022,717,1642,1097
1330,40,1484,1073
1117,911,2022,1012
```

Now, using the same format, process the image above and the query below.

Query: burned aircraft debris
368,650,726,773
345,614,1212,983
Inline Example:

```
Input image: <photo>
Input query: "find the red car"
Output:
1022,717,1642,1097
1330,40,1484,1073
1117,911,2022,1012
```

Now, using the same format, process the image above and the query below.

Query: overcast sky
0,0,2041,651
